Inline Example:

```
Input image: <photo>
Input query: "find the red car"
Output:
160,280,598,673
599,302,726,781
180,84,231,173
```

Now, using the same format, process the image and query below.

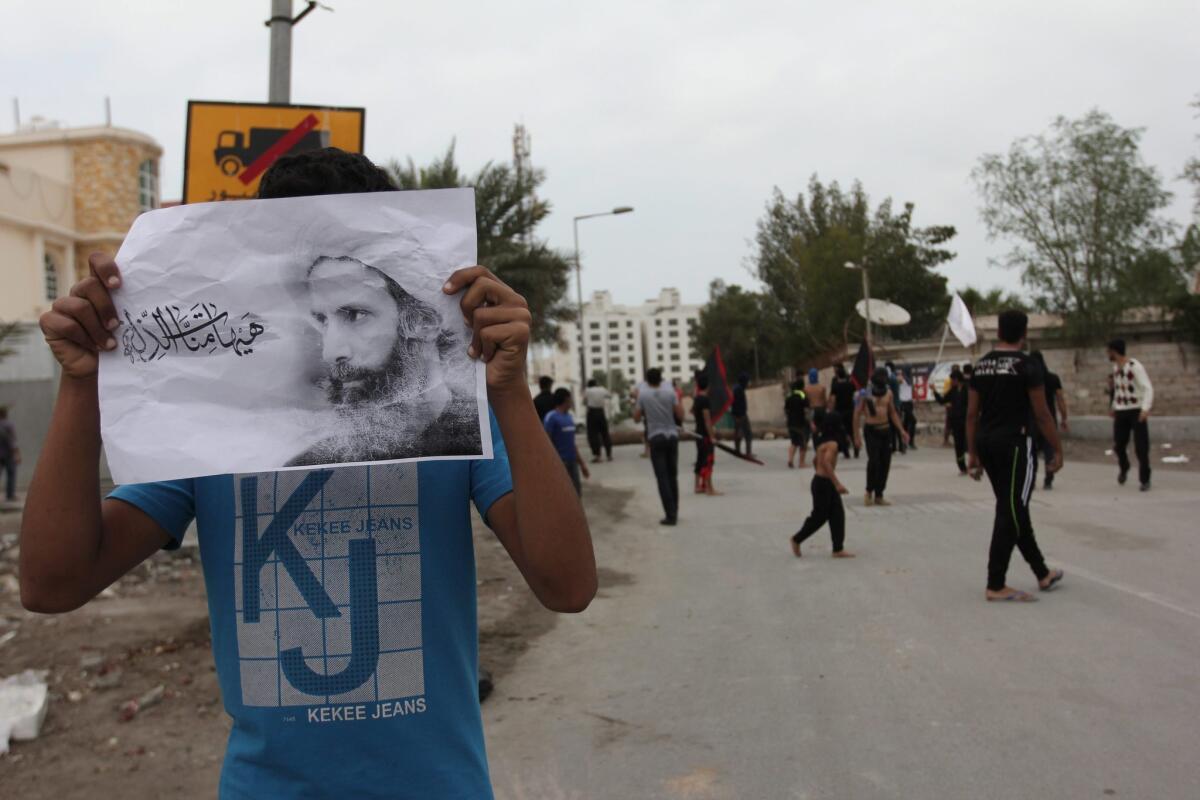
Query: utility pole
267,1,323,103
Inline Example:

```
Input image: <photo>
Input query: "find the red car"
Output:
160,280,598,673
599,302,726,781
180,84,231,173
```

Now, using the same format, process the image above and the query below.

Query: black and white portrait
100,189,489,484
286,254,481,466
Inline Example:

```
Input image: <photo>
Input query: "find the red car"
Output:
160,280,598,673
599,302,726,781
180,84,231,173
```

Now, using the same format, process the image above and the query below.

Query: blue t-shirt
543,409,577,464
109,412,513,799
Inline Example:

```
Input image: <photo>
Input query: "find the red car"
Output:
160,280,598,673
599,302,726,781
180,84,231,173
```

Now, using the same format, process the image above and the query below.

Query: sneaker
874,496,892,507
864,493,874,507
1139,483,1150,492
1118,468,1128,485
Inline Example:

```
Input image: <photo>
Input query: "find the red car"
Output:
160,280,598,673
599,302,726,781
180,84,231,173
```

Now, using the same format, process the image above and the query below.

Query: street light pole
845,260,873,355
268,0,294,103
572,207,634,395
267,1,323,104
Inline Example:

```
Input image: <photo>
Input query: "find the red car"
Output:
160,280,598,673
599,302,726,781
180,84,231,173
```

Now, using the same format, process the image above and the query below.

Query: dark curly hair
257,147,396,199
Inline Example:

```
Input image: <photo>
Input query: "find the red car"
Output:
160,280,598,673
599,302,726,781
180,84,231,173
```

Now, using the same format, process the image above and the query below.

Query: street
485,439,1200,800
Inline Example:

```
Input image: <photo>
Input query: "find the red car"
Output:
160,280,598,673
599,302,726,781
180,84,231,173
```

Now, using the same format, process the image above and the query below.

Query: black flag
698,346,733,426
850,340,874,390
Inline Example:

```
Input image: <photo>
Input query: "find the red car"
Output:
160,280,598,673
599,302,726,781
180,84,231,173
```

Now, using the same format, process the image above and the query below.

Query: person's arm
632,395,644,424
852,401,863,450
576,449,590,480
886,393,909,443
446,266,596,613
673,399,685,425
1055,389,1069,432
20,255,173,613
828,448,848,494
1029,386,1062,474
965,388,983,480
1133,361,1154,421
702,407,714,440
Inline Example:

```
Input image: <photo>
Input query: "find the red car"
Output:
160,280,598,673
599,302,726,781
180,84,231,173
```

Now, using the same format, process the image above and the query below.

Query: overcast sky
3,0,1197,307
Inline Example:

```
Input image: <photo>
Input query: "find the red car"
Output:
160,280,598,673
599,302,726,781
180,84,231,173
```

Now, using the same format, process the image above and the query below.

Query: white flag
947,293,977,347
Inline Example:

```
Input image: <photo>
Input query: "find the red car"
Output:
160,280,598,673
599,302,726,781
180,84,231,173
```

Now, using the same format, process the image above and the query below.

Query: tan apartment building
0,123,162,323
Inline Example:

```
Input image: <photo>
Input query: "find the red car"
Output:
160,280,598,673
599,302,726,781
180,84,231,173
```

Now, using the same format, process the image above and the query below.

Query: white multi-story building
541,288,703,392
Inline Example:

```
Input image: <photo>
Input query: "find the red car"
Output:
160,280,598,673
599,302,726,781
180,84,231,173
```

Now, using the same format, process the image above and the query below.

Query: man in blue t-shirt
543,388,590,496
19,148,598,799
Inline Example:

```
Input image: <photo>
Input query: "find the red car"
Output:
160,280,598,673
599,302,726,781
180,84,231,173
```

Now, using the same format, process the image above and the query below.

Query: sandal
986,589,1037,602
1039,569,1064,591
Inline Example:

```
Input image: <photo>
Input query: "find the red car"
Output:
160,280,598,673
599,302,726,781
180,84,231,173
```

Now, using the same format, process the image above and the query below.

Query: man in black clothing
967,310,1064,603
934,368,969,474
731,372,753,457
692,374,719,495
533,375,556,422
1029,351,1069,490
828,364,858,458
784,380,809,468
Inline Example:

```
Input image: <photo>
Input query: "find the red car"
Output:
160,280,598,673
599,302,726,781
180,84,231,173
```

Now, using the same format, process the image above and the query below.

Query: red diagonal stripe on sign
237,113,321,185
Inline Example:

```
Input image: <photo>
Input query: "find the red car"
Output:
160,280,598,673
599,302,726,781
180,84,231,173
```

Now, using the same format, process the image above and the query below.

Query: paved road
483,440,1200,800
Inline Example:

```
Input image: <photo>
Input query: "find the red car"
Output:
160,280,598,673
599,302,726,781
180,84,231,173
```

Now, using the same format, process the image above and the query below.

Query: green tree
694,280,790,380
956,286,1029,315
1182,93,1200,223
972,109,1176,340
387,141,573,343
752,177,954,361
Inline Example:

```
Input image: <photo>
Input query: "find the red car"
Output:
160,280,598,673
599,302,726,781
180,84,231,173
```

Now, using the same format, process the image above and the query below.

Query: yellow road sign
183,100,365,204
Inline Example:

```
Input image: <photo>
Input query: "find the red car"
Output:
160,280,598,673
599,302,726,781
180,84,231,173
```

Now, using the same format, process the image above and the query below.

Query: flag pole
934,322,949,366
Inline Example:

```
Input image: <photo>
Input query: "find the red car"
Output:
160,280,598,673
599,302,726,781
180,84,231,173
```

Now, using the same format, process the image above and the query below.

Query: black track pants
979,437,1050,591
792,476,846,552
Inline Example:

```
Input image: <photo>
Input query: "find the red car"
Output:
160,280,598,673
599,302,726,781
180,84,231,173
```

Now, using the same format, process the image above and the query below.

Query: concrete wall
744,338,1200,433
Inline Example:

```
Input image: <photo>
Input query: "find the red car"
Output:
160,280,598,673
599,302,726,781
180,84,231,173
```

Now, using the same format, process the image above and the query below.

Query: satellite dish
855,299,910,326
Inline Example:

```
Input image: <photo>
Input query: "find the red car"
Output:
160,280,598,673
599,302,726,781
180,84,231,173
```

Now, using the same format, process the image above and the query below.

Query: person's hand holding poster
99,189,491,483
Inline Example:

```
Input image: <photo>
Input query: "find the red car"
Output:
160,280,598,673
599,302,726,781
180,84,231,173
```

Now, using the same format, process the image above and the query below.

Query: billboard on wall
183,100,365,204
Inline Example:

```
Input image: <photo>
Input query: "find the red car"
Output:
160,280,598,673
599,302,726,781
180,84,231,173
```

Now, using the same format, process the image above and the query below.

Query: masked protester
852,367,909,506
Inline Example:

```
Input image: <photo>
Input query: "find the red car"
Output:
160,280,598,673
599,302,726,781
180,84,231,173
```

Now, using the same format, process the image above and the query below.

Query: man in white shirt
1106,338,1154,491
583,379,613,463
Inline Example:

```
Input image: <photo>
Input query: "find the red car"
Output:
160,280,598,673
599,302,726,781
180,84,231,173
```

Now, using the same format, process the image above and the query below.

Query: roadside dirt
0,482,631,798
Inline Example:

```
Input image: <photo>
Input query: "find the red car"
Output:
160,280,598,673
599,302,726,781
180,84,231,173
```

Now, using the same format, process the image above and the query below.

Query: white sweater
1111,358,1153,412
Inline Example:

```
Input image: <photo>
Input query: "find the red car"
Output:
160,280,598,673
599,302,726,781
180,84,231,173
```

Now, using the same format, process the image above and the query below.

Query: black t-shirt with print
969,349,1044,444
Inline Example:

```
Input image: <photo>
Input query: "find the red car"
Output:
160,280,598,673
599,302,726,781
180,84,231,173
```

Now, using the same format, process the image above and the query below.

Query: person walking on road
544,388,590,496
583,379,613,463
896,369,917,452
967,310,1064,603
784,380,810,469
692,374,721,496
0,407,19,502
829,364,858,458
934,369,969,474
790,411,854,559
731,372,753,457
853,368,908,506
1029,351,1069,490
1107,338,1153,491
633,368,685,525
533,375,556,423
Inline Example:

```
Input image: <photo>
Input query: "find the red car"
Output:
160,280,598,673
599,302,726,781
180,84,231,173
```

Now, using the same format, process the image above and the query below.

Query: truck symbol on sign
213,127,331,176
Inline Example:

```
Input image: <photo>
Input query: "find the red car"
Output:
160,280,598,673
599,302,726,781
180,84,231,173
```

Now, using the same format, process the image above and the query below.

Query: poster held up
99,189,491,484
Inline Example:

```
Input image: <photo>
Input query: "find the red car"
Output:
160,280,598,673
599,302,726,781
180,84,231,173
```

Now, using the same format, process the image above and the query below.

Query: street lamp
573,207,634,393
844,260,872,355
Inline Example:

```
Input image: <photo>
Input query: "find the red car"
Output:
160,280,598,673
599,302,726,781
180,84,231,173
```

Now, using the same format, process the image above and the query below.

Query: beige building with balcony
0,123,162,492
0,124,162,323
